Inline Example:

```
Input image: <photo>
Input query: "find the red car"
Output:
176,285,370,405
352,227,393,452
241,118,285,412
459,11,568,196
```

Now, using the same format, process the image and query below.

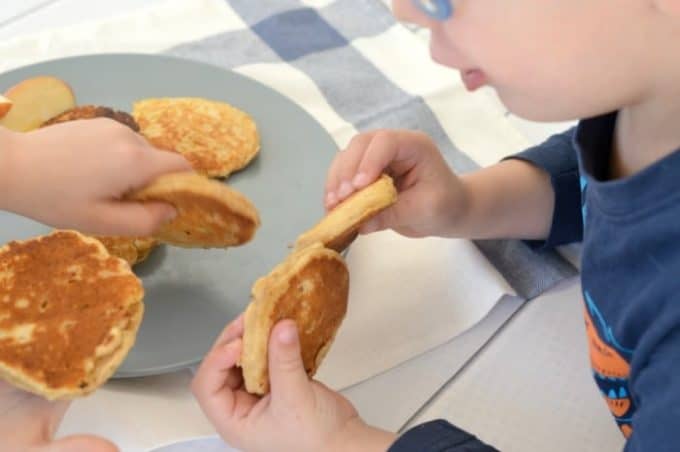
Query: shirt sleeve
624,322,680,452
388,420,499,452
506,127,583,248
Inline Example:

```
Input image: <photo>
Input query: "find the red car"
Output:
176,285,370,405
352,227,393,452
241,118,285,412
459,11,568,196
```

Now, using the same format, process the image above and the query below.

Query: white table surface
0,2,624,451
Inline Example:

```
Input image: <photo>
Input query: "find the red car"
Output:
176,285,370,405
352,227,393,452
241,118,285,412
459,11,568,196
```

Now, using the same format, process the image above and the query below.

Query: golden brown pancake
133,97,260,178
95,236,159,267
0,230,144,400
295,174,397,252
240,243,349,395
128,172,260,248
41,105,140,132
41,105,159,264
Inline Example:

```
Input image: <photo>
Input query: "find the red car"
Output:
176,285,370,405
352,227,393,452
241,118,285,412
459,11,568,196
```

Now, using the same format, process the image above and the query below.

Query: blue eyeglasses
412,0,453,20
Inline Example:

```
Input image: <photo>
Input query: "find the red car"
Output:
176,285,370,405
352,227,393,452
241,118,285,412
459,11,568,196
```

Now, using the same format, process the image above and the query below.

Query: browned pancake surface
0,231,143,399
129,172,260,248
133,97,259,178
241,244,348,394
295,174,397,252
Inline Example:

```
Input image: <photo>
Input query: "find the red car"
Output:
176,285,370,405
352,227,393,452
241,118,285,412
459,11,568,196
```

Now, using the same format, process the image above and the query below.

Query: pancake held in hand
128,172,260,248
0,231,144,400
41,105,158,265
295,174,397,252
133,97,260,178
241,243,349,395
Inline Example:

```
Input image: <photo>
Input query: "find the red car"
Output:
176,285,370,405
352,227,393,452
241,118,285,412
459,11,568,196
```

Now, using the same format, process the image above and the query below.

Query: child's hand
325,130,468,237
0,381,118,452
192,316,397,452
0,120,191,236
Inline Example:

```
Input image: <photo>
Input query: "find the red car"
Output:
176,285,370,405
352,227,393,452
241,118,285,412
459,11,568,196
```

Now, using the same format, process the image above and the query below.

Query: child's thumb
87,201,176,237
268,320,311,403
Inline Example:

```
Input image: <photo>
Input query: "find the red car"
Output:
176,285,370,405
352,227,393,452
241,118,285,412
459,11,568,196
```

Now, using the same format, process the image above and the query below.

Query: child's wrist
329,418,397,452
439,173,475,238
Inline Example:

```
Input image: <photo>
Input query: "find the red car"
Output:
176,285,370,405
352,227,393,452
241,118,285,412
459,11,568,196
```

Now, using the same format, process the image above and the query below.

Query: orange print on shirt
605,396,631,418
621,424,633,438
585,306,630,379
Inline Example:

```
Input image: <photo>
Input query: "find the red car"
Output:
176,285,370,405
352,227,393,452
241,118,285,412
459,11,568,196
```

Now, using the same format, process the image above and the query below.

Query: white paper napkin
317,231,513,389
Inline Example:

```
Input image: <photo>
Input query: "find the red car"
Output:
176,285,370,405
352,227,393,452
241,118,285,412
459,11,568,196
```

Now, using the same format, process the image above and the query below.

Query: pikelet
0,230,144,400
133,97,260,178
128,172,260,248
295,174,397,252
240,243,349,395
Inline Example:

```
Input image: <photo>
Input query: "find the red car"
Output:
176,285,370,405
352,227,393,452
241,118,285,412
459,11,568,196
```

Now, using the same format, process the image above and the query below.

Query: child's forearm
329,418,397,452
448,159,554,240
0,127,17,212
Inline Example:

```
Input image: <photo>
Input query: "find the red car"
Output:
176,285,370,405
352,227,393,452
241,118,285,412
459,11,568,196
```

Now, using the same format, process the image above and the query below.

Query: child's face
395,0,651,121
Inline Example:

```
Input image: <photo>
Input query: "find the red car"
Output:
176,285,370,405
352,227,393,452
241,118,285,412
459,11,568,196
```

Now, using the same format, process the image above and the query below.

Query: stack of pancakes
0,96,262,399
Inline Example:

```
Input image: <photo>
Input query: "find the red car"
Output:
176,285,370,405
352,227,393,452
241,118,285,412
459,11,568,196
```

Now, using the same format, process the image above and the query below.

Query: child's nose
393,0,440,29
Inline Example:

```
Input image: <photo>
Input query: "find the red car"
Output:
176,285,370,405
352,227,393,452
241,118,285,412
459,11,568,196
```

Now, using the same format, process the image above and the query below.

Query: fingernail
277,324,297,345
338,181,353,199
326,192,338,206
353,173,369,188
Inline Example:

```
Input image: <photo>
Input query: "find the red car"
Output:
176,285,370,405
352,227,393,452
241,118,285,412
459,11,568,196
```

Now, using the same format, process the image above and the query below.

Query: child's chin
499,91,581,123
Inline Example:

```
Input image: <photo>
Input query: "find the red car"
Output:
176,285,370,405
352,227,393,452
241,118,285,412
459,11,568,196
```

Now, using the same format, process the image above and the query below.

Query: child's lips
461,69,487,91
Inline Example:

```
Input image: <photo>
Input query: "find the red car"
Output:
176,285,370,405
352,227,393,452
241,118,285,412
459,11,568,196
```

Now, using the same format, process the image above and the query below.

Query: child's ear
653,0,680,17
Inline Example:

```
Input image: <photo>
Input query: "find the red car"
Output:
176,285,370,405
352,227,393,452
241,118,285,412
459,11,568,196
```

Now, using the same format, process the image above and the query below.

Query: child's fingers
192,339,257,434
325,133,375,208
358,207,398,234
335,135,375,198
359,186,421,234
326,133,373,192
84,201,176,237
268,320,314,409
355,131,425,190
355,131,400,184
212,314,245,349
138,148,193,185
353,131,401,190
194,339,243,396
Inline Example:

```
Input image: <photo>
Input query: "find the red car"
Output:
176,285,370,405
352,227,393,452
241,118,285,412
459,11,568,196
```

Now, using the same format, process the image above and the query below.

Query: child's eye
412,0,454,20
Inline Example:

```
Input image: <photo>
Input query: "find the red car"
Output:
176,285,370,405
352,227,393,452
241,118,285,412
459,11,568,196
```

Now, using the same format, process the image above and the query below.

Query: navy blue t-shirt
390,113,680,451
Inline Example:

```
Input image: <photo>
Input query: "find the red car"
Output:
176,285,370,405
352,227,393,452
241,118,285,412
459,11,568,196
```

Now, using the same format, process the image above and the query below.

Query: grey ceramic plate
0,54,336,377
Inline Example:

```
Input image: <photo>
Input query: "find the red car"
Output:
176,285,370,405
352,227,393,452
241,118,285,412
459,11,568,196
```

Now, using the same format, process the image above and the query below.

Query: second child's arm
325,128,581,245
